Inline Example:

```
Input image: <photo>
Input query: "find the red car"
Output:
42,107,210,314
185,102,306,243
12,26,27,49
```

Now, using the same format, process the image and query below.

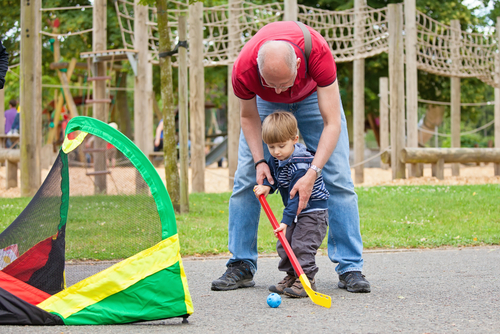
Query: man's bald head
257,41,297,78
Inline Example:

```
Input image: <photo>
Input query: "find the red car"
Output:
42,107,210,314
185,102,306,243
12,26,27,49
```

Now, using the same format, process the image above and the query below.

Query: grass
0,184,499,260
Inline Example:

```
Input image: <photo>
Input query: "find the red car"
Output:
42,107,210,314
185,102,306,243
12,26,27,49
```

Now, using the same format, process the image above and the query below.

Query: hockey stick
258,195,332,308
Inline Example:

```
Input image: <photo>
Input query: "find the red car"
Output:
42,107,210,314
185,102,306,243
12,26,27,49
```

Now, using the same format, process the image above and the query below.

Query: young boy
254,111,329,298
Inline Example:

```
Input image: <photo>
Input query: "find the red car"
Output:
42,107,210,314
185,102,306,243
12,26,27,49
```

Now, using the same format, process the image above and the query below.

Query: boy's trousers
277,210,328,280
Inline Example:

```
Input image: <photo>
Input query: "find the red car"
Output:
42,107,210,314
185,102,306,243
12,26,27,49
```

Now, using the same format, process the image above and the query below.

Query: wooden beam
0,149,21,162
50,61,122,71
189,2,205,192
353,0,365,184
431,158,444,180
400,148,500,164
57,71,79,118
405,0,421,177
66,58,78,80
178,15,189,213
93,0,108,194
20,0,42,196
450,20,461,177
227,0,242,189
134,0,152,194
388,4,406,179
379,77,389,169
495,17,500,176
284,0,298,21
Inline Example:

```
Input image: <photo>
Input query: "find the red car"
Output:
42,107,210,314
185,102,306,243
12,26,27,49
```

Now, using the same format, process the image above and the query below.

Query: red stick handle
259,195,305,277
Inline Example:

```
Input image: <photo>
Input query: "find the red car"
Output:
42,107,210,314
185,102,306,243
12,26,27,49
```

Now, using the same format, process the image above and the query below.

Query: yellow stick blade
299,274,332,309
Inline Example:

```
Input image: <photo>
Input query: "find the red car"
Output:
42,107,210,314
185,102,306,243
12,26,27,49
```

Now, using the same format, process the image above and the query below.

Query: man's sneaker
338,271,371,293
269,274,296,294
283,278,316,298
211,261,255,291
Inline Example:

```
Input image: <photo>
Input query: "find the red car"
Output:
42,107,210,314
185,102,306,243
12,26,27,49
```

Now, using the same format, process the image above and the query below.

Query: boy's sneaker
211,261,255,291
269,274,296,294
283,278,316,298
338,271,371,293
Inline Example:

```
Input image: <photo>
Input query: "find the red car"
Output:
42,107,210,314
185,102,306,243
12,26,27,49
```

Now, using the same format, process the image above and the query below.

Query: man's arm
289,80,342,214
154,120,163,147
239,97,274,185
0,41,9,89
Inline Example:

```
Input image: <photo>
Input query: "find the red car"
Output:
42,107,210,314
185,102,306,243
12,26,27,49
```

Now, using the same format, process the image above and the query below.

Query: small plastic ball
267,293,281,308
49,122,54,128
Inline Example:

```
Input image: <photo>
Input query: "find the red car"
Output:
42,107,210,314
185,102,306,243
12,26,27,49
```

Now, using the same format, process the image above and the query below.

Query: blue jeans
227,92,364,275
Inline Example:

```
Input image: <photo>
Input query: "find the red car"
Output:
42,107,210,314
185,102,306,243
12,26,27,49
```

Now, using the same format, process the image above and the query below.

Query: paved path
4,247,500,333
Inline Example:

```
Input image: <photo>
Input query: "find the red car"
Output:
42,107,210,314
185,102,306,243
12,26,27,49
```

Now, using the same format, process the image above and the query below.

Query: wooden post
189,2,205,192
6,159,18,189
379,77,389,169
431,158,445,180
405,0,421,177
178,15,189,213
495,18,500,176
134,0,153,194
20,0,42,196
0,89,4,136
228,0,241,189
450,19,461,177
92,0,108,194
388,4,406,179
284,0,298,21
353,0,365,183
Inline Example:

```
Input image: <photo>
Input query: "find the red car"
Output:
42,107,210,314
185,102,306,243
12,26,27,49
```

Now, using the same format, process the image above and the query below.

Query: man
211,21,370,293
0,40,8,89
4,100,17,134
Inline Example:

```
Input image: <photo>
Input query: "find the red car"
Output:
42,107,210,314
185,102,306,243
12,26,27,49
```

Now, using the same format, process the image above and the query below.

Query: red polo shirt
232,21,337,104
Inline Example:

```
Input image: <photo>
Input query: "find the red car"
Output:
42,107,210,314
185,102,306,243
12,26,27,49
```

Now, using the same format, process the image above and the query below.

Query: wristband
254,159,267,169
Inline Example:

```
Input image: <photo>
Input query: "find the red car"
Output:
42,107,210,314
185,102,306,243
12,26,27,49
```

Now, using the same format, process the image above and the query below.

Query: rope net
415,10,497,87
113,1,498,86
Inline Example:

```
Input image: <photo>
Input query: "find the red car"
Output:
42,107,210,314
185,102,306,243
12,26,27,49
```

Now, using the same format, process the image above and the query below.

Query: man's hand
289,169,316,215
256,162,274,186
274,223,287,238
253,184,271,198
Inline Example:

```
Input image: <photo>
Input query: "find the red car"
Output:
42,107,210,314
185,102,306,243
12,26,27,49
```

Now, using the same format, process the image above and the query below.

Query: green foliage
0,0,125,115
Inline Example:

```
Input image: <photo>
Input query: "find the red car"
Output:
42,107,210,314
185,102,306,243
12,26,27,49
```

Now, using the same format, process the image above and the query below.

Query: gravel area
1,164,499,198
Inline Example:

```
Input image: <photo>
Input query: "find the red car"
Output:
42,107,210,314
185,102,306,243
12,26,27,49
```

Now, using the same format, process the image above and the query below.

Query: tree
139,0,181,213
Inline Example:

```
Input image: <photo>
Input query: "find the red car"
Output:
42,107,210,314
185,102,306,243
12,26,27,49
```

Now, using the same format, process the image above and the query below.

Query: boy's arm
262,158,278,193
281,169,307,226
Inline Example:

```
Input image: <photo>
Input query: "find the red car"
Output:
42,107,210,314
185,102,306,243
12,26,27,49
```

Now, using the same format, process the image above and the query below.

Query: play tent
0,117,193,325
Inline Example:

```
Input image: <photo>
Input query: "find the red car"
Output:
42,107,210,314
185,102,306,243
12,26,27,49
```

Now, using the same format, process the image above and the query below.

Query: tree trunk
115,70,133,139
157,0,180,213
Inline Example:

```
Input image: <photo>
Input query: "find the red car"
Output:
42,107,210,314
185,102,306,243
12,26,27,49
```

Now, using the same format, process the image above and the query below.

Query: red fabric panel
2,236,53,282
0,271,51,305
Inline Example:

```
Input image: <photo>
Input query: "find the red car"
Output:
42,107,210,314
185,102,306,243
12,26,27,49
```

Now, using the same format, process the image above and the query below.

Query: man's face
259,58,301,94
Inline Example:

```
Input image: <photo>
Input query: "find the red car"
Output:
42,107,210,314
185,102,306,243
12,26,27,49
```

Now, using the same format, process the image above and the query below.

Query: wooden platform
80,49,138,62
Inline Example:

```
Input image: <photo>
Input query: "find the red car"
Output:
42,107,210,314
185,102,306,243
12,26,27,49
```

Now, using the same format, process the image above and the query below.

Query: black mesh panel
0,153,64,256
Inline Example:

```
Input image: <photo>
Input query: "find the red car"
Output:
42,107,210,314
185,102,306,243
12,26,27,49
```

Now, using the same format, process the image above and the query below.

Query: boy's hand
253,185,271,198
274,223,287,238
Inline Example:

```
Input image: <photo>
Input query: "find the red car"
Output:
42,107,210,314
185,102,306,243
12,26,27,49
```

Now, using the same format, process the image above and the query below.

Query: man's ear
296,58,301,70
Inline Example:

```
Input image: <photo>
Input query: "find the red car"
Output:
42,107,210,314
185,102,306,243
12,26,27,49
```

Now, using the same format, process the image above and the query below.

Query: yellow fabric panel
62,131,88,154
178,257,194,315
38,234,181,318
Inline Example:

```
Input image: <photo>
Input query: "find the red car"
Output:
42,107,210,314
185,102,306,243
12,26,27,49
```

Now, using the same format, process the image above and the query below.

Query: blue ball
267,293,282,308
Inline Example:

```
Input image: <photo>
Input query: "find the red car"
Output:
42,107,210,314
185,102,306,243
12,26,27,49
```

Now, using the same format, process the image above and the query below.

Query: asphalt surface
3,246,500,333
